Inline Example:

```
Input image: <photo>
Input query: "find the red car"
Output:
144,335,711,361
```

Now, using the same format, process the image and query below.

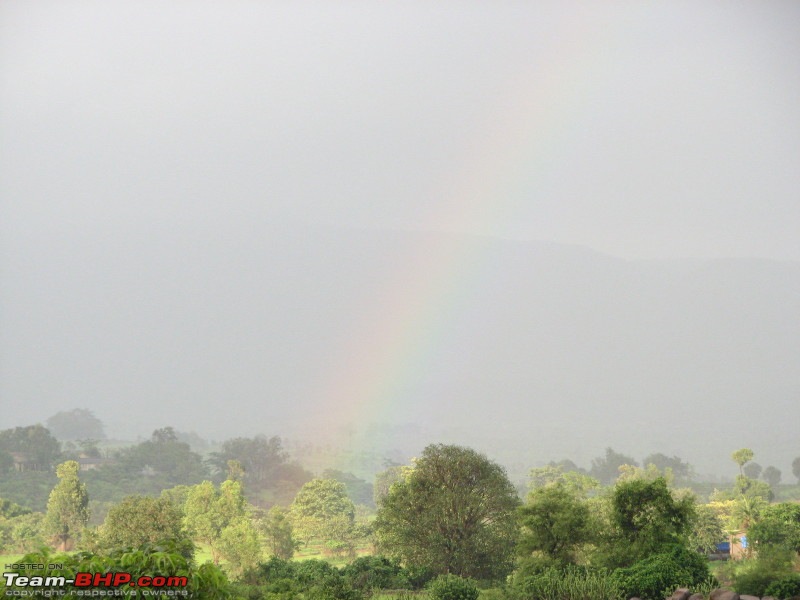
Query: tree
43,461,89,550
0,450,13,474
762,466,781,488
748,502,800,554
734,474,772,501
373,465,410,507
730,493,767,531
527,465,598,497
374,444,519,580
743,462,762,480
792,456,800,484
208,435,287,486
598,477,695,568
216,516,261,578
0,425,62,471
688,504,726,553
290,478,356,551
322,469,374,507
116,428,208,486
99,495,190,556
731,448,755,476
518,482,593,565
589,447,638,485
256,505,298,560
642,453,693,483
208,435,312,504
182,479,259,572
45,409,106,441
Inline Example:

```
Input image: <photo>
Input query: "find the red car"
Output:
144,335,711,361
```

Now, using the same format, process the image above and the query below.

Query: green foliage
731,448,755,475
0,543,234,598
218,515,262,578
507,565,622,600
609,545,714,600
45,408,106,440
99,495,191,556
749,502,800,554
375,444,519,581
589,448,638,486
0,497,30,518
209,435,312,505
290,478,356,551
730,492,768,531
731,545,795,597
0,450,13,474
598,477,695,568
323,469,375,507
373,465,409,507
734,474,773,501
743,462,762,480
642,454,693,483
764,574,800,599
340,556,412,591
0,425,62,471
183,478,260,572
688,504,726,553
762,465,782,487
0,510,44,553
527,465,599,497
427,575,479,600
242,557,374,600
43,460,89,550
518,482,593,564
115,428,208,486
0,471,56,512
256,505,299,560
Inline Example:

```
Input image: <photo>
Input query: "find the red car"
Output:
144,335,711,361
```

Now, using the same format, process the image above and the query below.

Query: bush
306,574,365,600
507,566,621,600
733,547,796,597
340,556,412,591
610,545,714,600
764,574,800,599
427,574,480,600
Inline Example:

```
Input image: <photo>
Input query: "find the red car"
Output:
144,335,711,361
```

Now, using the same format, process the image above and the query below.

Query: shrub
764,574,800,599
340,556,412,591
733,547,796,597
306,574,365,600
427,574,480,600
610,545,714,600
507,566,621,600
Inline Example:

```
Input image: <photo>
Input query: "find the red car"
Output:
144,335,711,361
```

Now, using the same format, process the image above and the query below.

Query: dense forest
1,412,799,599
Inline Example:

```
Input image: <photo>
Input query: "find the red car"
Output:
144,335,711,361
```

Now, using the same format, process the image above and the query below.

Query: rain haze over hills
1,2,799,478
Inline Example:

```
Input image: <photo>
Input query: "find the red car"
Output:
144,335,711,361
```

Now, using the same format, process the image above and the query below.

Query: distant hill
4,224,798,477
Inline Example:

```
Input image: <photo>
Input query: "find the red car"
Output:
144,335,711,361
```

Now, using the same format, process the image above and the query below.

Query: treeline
2,414,800,599
2,439,800,599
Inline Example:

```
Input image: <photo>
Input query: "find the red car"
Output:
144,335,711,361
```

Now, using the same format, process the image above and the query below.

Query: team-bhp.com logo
3,570,189,597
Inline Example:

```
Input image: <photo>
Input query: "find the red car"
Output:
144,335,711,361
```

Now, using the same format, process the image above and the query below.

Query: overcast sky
2,1,799,261
1,3,799,474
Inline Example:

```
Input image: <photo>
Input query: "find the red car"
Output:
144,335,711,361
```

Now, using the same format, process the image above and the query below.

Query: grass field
0,553,24,568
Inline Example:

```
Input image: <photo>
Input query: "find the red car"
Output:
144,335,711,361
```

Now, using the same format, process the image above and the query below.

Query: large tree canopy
0,425,61,471
45,409,106,441
598,476,695,568
100,495,190,555
374,444,519,581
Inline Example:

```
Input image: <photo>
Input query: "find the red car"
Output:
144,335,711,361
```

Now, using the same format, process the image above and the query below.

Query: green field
0,553,24,567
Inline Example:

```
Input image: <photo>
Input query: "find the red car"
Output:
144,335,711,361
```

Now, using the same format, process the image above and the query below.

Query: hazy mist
2,2,798,477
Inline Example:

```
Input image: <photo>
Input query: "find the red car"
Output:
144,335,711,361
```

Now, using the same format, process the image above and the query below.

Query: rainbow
310,8,625,447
